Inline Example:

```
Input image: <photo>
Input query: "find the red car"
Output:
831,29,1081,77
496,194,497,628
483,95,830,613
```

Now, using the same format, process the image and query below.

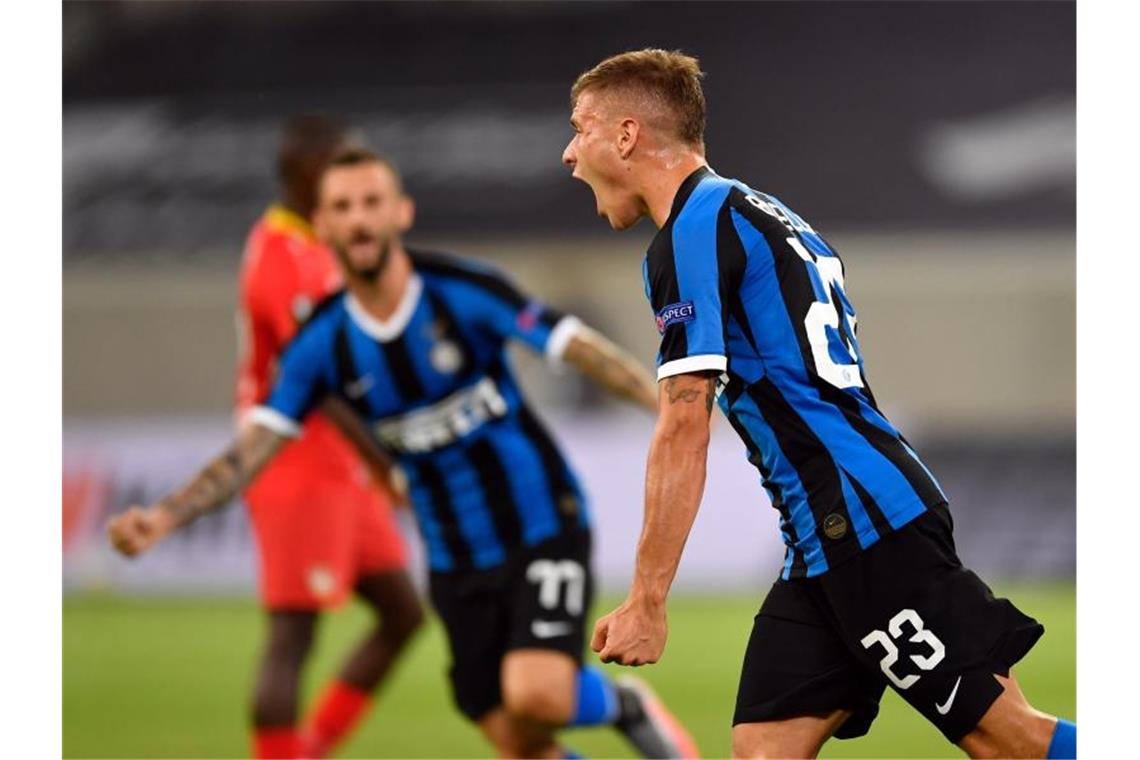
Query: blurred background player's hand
107,506,177,557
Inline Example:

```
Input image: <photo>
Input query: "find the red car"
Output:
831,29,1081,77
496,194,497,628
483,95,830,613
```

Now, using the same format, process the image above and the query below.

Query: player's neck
347,245,413,321
643,153,707,228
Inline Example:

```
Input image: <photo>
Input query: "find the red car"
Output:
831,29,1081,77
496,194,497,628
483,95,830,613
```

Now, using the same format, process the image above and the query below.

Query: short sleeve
460,265,582,363
646,219,728,381
249,323,330,437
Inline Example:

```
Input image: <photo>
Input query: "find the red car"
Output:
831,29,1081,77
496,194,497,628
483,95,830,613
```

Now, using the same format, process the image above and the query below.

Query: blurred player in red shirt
236,116,423,759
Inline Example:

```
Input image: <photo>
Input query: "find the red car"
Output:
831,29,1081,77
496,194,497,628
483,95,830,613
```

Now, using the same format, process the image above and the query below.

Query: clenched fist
591,596,668,667
107,506,176,558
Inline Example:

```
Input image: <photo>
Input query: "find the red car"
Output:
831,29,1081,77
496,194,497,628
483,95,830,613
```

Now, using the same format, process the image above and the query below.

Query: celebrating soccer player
562,49,1076,759
240,116,425,760
109,142,698,759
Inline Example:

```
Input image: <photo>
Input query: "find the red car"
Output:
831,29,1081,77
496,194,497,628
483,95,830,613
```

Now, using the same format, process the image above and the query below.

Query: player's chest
341,301,496,419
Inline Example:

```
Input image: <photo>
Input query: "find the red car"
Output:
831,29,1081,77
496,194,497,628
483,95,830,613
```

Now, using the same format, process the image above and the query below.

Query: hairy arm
593,371,716,665
108,422,285,556
561,325,658,413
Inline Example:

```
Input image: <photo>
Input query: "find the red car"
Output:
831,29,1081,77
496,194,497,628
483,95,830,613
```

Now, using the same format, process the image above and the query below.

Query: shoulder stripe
411,249,526,309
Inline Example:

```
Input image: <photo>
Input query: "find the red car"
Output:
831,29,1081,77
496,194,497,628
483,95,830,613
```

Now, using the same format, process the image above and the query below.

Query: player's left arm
462,260,657,413
320,396,408,507
592,370,715,666
560,325,657,413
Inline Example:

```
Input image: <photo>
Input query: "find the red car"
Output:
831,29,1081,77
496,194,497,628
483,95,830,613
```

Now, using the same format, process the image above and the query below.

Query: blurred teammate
236,116,424,760
563,50,1076,759
110,144,698,759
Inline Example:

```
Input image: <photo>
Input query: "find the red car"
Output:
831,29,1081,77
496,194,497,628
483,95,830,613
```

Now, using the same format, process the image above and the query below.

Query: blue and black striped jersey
250,250,589,573
645,167,947,580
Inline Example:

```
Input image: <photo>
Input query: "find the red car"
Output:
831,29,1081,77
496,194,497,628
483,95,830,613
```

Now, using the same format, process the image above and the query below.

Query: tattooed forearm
563,327,657,412
158,424,284,527
664,375,716,415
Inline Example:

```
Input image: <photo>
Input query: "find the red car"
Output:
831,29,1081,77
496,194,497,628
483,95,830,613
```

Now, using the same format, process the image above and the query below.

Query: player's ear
397,195,415,233
618,118,640,160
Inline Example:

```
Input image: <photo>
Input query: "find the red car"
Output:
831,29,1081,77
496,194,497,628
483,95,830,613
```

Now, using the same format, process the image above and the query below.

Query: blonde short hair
571,48,706,146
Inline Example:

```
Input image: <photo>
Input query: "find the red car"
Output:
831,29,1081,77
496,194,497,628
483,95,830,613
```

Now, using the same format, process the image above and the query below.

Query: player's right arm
107,423,286,557
593,371,715,665
593,207,731,665
110,304,334,558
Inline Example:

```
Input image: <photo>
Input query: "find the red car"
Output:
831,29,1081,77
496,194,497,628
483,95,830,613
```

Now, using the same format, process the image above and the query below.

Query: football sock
304,680,373,754
569,666,620,727
253,726,301,759
1046,718,1076,759
562,748,585,759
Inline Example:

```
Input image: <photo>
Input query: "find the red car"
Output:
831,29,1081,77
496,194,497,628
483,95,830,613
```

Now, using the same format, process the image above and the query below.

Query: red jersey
236,205,362,484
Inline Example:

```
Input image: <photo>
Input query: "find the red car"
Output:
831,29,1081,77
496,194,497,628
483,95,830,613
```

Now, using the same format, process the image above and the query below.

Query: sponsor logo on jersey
655,301,696,334
373,377,509,454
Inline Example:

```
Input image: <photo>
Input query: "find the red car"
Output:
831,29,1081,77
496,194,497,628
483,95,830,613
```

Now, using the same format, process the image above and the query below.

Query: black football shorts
733,504,1044,743
428,527,594,721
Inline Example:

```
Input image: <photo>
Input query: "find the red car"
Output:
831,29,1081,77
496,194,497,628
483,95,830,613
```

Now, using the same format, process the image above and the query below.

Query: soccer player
236,116,423,760
109,144,698,759
562,50,1076,759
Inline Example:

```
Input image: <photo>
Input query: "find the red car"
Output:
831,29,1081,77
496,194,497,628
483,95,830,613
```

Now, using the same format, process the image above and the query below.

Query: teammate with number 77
562,49,1076,759
108,143,699,759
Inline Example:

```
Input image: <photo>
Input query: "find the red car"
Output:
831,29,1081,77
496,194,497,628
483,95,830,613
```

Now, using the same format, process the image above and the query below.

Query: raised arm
107,422,285,557
561,324,658,413
592,370,716,665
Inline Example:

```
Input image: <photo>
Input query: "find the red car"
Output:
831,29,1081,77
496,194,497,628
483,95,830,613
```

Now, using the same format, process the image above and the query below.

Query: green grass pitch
64,585,1074,758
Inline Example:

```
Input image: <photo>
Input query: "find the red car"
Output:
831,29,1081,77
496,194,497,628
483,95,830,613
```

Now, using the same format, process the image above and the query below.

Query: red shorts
244,461,409,610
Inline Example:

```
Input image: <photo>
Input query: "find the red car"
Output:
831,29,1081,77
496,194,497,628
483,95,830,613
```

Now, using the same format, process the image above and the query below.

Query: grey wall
64,230,1074,439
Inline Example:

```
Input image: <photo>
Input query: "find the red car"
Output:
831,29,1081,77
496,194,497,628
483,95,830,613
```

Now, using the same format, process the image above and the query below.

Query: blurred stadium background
62,2,1075,758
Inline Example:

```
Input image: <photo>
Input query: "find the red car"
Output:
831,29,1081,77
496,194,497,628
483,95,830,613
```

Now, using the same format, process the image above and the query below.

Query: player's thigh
957,671,1056,759
508,527,594,654
246,473,358,609
732,711,853,760
819,505,1045,745
734,577,885,742
428,567,513,723
500,649,578,726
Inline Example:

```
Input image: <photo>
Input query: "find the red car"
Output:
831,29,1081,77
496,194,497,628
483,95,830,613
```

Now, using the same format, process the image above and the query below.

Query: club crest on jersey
430,340,463,374
655,301,696,334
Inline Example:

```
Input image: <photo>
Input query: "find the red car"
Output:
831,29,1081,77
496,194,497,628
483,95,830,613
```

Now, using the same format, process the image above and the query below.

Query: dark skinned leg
252,610,319,727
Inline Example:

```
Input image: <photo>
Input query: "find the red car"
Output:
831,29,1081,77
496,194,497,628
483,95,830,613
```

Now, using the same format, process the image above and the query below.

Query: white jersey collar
344,274,424,342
